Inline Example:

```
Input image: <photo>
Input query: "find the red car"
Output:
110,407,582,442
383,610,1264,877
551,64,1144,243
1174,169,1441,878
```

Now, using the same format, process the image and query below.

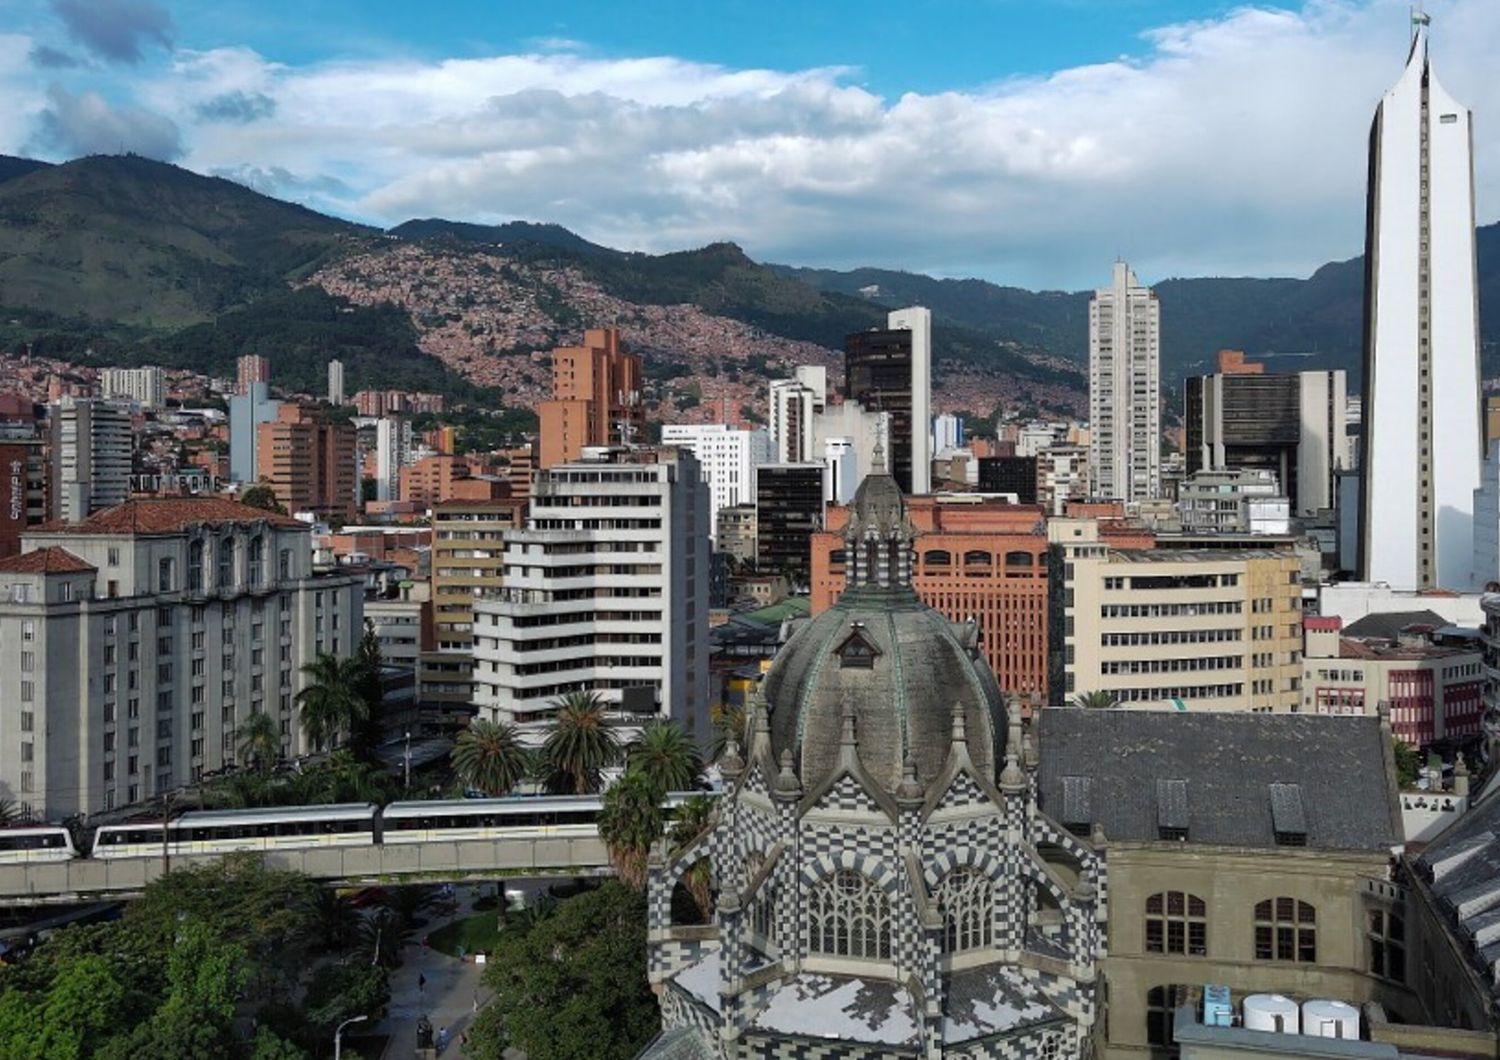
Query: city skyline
2,1,1498,288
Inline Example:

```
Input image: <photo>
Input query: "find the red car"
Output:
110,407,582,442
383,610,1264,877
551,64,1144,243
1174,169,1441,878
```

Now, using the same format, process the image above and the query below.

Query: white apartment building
327,359,346,405
1178,469,1289,534
887,306,933,496
99,366,165,410
1037,445,1089,516
48,399,132,522
768,369,823,464
375,417,413,503
660,424,772,534
0,497,362,821
1360,20,1482,590
1088,261,1161,502
471,447,711,744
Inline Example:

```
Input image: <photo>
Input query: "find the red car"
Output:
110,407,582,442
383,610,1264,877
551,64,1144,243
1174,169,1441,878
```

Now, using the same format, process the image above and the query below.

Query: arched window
963,550,992,567
923,549,952,567
217,537,235,589
1147,985,1191,1048
1004,550,1034,567
807,870,890,959
1145,891,1207,956
248,536,264,587
187,540,204,592
1368,908,1404,981
936,868,993,954
1254,897,1316,962
747,852,775,945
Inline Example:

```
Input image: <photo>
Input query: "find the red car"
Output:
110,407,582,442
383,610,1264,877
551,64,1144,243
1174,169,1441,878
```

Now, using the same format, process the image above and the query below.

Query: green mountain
0,155,50,185
0,154,370,330
388,217,620,258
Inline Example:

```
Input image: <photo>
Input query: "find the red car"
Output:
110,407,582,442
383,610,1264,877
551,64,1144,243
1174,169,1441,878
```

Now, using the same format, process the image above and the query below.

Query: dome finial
999,711,1026,791
774,748,801,798
871,434,888,475
951,705,967,747
840,700,858,749
896,753,923,803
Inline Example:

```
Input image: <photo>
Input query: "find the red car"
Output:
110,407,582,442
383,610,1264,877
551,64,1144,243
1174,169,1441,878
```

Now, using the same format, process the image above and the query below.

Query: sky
0,0,1497,289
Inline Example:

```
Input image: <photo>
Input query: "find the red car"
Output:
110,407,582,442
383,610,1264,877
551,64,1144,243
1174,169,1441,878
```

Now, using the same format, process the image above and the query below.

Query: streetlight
404,730,411,791
334,1014,368,1060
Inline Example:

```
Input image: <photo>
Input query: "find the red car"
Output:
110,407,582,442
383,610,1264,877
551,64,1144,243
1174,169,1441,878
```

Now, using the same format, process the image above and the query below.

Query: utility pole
334,1014,368,1060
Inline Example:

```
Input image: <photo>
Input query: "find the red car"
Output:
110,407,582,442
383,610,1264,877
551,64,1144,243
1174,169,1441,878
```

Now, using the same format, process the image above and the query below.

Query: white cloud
10,0,1500,287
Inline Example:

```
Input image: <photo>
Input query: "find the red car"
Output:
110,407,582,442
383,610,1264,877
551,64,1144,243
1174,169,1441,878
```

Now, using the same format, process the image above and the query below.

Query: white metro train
0,792,704,864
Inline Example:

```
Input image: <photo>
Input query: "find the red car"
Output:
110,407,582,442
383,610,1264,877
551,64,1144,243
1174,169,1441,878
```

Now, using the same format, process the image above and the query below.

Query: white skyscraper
660,423,772,536
327,359,346,405
769,378,817,464
99,366,165,410
1088,261,1160,502
885,306,933,496
375,417,411,502
1359,16,1482,591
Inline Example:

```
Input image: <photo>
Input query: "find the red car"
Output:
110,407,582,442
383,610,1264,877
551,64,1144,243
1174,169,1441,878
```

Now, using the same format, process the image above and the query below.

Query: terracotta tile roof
0,546,96,574
32,497,305,536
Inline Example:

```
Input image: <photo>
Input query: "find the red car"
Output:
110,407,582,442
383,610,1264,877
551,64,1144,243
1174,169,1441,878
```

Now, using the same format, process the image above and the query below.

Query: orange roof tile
0,547,96,574
32,497,305,536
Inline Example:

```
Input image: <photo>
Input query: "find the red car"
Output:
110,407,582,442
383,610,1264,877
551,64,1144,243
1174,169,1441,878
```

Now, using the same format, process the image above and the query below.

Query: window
836,629,879,670
1147,984,1191,1049
278,549,291,581
248,536,264,586
1254,897,1316,962
1369,909,1405,982
158,557,174,593
20,651,33,672
107,546,120,566
218,538,235,588
807,870,891,960
936,868,993,954
188,540,204,592
1146,892,1207,956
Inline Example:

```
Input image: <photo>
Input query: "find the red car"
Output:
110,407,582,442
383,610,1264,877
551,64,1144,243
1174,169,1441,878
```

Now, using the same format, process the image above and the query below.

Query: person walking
418,972,427,995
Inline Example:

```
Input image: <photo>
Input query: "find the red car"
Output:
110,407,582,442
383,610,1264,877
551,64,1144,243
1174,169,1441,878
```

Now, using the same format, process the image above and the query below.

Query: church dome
762,457,1005,794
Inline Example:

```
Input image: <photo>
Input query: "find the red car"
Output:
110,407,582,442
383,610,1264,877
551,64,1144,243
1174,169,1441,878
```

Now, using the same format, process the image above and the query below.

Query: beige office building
1050,519,1302,711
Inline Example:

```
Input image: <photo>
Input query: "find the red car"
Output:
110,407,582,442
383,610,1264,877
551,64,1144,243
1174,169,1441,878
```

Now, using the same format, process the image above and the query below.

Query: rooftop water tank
1302,999,1360,1039
1243,993,1300,1034
1202,985,1232,1028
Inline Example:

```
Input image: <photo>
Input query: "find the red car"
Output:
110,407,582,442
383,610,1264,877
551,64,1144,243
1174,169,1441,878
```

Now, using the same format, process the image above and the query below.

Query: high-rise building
374,417,412,503
715,503,757,566
754,463,824,580
1089,261,1160,502
48,399,132,522
398,454,471,510
0,419,47,560
767,373,820,464
256,405,357,521
228,382,280,485
932,412,963,452
471,448,710,742
1359,18,1482,590
537,328,643,467
844,306,932,494
0,497,361,819
977,456,1039,503
99,366,165,410
1178,468,1291,535
661,424,772,536
1185,353,1350,517
327,359,346,405
236,354,269,395
1036,445,1090,516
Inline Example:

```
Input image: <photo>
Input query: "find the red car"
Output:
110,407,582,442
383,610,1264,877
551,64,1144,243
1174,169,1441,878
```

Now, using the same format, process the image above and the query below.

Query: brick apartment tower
256,405,357,521
538,328,644,467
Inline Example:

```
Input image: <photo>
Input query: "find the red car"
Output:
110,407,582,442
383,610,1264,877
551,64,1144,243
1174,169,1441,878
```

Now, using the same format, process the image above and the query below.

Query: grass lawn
428,911,505,959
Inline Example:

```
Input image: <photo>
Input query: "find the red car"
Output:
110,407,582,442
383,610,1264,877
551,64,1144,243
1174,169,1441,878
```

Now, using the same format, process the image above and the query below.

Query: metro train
0,792,705,864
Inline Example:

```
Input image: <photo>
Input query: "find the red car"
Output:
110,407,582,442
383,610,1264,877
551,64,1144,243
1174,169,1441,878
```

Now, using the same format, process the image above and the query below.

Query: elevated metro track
0,834,612,906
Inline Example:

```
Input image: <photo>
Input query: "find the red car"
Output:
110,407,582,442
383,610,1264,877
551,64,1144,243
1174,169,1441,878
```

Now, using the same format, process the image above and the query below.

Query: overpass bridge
0,834,613,907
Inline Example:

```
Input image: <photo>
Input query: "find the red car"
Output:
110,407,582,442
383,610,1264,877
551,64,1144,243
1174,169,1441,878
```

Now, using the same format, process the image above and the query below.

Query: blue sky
1,0,1497,288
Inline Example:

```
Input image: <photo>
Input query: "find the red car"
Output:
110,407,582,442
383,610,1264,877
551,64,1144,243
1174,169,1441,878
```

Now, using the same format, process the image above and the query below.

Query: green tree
452,718,530,796
1072,691,1117,709
626,721,703,793
0,797,21,825
597,770,665,890
709,705,747,764
359,908,408,968
383,884,441,932
291,750,393,805
238,710,281,773
668,795,717,921
543,692,620,794
349,620,386,761
301,961,389,1035
306,889,361,953
295,653,371,752
239,484,287,514
468,883,657,1060
0,954,129,1060
1393,737,1422,789
100,921,248,1060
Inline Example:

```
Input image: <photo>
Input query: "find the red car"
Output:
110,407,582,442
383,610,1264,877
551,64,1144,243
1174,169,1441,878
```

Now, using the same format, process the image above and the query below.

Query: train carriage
0,826,78,864
93,804,378,859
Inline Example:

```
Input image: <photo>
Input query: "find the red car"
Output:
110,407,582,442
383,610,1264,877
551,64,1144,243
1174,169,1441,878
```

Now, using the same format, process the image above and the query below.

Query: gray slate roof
1415,789,1500,1005
636,1026,718,1060
1342,609,1449,641
1036,709,1401,851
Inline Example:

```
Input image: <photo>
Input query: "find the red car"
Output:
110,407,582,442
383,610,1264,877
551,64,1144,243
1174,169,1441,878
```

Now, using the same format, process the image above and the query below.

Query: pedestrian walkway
379,886,491,1057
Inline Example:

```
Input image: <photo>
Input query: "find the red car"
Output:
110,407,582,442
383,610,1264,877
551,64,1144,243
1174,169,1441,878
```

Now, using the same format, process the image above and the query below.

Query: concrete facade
1089,262,1161,503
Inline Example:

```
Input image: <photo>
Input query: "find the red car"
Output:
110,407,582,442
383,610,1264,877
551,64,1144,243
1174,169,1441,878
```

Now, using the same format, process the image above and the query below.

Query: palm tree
597,771,665,890
296,652,371,751
0,798,21,826
1072,690,1117,710
307,889,361,952
350,620,386,760
709,705,748,764
669,795,718,919
383,885,440,931
627,721,703,793
359,907,408,968
543,691,620,794
451,719,529,796
237,710,281,773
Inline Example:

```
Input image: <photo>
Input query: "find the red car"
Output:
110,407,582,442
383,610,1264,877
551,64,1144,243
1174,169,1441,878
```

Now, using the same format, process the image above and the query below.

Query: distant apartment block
236,354,269,395
715,503,757,566
48,399,131,522
1036,445,1089,516
1089,261,1160,502
99,366,165,410
661,423,771,535
327,359,346,405
768,365,825,464
256,405,356,521
844,306,932,494
977,455,1038,504
538,328,643,467
755,463,824,581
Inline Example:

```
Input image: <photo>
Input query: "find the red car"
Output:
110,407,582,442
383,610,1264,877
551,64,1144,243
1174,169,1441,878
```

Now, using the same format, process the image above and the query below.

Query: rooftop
0,547,96,574
32,497,304,536
1108,547,1293,563
1336,637,1475,662
1037,709,1401,852
1343,610,1452,642
1415,787,1500,1006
